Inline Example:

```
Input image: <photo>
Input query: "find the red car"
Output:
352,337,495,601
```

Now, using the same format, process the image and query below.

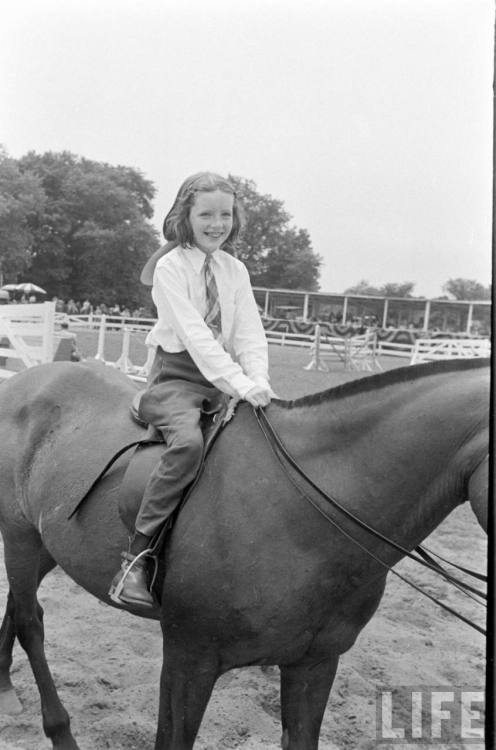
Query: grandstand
252,287,491,336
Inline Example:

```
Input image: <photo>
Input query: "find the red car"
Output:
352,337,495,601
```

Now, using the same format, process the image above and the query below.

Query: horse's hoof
0,687,23,715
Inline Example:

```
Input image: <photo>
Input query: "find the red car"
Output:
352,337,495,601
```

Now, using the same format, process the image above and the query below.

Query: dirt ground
0,350,488,749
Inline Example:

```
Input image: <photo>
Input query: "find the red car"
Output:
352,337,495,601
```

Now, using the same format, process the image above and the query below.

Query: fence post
114,328,134,373
94,315,106,361
304,324,329,372
41,301,56,362
134,345,155,381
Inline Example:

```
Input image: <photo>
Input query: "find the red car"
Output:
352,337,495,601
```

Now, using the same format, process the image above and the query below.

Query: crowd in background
51,298,152,320
0,291,152,319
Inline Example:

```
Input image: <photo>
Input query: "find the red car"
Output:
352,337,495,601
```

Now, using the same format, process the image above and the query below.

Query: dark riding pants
134,348,221,538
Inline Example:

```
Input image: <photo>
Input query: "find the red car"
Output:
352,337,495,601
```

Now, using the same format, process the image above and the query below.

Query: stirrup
108,548,153,605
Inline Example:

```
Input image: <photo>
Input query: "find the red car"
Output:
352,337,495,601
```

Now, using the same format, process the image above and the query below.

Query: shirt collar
181,245,219,274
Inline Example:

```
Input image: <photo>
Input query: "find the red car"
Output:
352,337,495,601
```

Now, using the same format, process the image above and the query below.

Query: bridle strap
254,407,486,635
415,545,487,583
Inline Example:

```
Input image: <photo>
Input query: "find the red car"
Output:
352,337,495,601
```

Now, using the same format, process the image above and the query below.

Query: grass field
2,327,409,393
75,328,406,400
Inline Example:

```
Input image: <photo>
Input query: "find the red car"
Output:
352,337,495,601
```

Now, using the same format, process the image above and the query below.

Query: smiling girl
109,172,274,608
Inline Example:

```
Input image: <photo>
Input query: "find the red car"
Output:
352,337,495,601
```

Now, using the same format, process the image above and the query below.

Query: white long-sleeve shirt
146,245,270,399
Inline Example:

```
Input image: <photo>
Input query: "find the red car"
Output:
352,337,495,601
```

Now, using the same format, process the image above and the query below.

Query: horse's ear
467,456,489,532
140,241,179,286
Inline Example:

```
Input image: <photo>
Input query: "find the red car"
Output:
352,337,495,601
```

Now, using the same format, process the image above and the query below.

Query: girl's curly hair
162,172,244,252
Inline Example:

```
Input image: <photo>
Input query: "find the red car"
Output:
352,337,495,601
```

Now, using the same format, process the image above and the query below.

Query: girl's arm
152,260,258,399
231,265,273,392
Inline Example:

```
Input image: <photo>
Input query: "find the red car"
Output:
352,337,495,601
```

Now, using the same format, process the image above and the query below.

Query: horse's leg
279,655,339,750
0,590,20,714
0,548,57,715
3,529,79,750
154,636,219,750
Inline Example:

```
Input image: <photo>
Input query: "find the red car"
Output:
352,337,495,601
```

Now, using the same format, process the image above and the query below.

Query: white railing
304,324,382,372
5,307,488,385
56,313,156,333
265,329,313,347
345,331,383,372
376,340,415,358
410,338,491,365
0,302,56,379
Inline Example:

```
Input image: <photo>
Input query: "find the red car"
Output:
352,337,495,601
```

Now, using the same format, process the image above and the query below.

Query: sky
0,0,493,298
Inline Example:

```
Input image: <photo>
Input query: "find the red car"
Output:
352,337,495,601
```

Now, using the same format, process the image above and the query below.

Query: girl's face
189,189,234,254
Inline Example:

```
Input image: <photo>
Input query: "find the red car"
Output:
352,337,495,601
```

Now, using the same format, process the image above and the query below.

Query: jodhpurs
134,348,221,538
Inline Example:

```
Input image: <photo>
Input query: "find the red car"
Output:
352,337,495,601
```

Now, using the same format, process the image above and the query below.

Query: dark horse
0,358,489,749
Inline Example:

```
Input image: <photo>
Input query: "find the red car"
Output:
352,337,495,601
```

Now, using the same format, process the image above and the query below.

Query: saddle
118,391,234,534
69,391,238,546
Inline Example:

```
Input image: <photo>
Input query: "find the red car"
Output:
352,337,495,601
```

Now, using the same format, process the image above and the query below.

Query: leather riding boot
108,552,154,608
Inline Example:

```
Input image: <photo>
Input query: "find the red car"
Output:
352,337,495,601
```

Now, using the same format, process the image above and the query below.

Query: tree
442,278,491,301
344,280,415,297
344,280,382,296
380,282,415,298
0,148,46,284
228,175,321,290
16,151,160,306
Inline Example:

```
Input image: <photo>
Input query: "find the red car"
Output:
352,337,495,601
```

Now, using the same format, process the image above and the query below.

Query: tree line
0,147,490,307
0,149,322,308
345,279,491,301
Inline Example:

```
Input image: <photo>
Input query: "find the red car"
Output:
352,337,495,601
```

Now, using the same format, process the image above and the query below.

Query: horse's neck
270,373,485,558
281,373,483,452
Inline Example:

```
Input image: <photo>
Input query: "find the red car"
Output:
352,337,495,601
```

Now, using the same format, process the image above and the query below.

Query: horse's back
0,362,143,527
0,361,137,416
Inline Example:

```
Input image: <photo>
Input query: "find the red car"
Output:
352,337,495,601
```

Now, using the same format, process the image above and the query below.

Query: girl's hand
244,385,273,408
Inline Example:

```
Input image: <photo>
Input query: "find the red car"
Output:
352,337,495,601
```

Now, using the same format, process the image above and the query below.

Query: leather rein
253,407,487,637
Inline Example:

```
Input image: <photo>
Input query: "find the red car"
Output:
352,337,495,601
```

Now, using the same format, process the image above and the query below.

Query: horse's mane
274,357,490,410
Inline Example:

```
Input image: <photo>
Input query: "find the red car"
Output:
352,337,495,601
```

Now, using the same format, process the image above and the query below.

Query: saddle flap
118,443,167,531
117,399,235,533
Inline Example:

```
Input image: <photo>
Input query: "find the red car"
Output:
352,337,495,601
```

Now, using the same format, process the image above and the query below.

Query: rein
254,407,487,636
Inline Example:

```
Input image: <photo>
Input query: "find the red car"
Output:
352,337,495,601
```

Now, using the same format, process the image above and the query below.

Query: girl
109,172,274,607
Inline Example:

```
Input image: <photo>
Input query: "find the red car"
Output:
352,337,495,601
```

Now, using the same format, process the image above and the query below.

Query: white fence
376,340,415,358
59,313,155,333
0,302,56,379
1,308,490,383
410,338,491,365
56,315,493,366
305,325,383,372
265,329,314,348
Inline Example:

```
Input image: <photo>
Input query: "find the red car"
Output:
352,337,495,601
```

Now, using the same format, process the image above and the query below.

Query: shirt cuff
229,371,258,399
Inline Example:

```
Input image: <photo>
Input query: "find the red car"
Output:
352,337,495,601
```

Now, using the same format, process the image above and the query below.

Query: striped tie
203,254,222,339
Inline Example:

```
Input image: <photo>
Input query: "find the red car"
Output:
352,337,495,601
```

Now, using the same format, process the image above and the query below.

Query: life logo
376,687,484,743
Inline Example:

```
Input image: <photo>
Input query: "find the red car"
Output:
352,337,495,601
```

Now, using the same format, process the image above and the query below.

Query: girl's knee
169,424,204,457
186,431,204,463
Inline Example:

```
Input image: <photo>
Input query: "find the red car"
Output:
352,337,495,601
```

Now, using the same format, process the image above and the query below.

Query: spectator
53,297,66,313
54,319,82,362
